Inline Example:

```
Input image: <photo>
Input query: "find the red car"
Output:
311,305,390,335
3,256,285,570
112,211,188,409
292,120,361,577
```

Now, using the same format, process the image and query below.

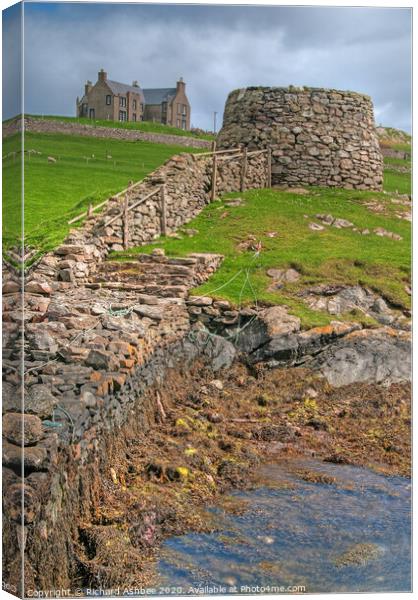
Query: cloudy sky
3,2,412,131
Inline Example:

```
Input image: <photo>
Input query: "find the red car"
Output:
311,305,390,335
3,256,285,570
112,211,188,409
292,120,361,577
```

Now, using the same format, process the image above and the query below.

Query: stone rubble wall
380,146,411,160
2,252,237,591
3,116,212,149
30,149,267,286
217,86,383,190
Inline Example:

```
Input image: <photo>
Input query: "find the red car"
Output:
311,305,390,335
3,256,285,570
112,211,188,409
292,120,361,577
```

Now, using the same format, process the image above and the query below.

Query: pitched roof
106,79,145,100
142,88,176,105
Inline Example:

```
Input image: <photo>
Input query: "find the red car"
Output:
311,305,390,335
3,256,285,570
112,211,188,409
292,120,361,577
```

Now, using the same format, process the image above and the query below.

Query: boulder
248,321,361,364
235,306,301,354
183,328,236,371
309,328,411,386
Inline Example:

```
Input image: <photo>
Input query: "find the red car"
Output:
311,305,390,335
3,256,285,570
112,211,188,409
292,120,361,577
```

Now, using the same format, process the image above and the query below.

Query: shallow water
156,460,411,594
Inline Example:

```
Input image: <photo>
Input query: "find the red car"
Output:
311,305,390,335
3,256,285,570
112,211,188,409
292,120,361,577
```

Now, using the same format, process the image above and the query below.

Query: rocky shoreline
67,357,410,590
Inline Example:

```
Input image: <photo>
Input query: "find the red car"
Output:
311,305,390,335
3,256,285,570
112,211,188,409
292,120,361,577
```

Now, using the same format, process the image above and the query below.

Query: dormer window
106,95,112,105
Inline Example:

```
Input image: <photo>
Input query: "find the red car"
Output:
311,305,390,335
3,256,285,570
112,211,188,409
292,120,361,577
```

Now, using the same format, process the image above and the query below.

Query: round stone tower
217,86,383,190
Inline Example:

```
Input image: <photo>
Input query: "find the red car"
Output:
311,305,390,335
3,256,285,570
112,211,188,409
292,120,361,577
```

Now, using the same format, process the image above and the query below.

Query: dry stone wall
217,86,383,190
31,149,268,285
3,116,212,149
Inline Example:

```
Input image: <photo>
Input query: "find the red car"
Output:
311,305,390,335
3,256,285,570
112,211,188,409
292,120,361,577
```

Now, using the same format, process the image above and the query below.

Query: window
82,103,87,115
106,95,112,105
133,99,137,109
140,103,144,113
119,110,127,121
182,104,187,115
119,97,126,107
132,113,137,122
181,118,187,130
89,108,95,119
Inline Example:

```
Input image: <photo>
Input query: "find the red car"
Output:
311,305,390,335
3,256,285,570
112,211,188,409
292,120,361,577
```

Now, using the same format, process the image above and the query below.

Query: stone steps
85,281,189,297
88,252,224,299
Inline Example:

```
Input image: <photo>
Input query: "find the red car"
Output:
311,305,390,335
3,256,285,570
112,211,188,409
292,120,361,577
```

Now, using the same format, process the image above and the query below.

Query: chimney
98,68,107,83
132,80,139,88
176,77,185,93
85,80,93,95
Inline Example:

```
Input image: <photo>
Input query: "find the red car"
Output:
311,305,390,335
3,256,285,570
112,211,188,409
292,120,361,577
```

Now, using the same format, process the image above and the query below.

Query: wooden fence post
266,147,272,188
87,203,93,218
240,147,248,192
160,185,167,236
123,193,129,249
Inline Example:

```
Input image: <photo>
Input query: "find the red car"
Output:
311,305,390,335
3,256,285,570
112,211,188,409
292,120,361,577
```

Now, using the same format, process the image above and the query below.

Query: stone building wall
217,86,383,190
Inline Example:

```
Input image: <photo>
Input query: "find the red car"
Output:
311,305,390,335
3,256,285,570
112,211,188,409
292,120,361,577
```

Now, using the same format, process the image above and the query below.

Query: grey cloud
2,3,22,120
17,3,412,132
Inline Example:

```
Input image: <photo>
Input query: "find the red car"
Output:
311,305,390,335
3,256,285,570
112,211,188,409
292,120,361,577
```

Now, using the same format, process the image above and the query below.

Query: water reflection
157,460,411,593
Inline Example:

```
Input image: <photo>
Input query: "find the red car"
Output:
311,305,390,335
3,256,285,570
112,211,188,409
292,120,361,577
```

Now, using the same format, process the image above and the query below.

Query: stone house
76,69,191,129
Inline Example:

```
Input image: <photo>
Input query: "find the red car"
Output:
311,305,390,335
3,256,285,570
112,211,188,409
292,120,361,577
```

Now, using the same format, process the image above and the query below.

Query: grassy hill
377,126,412,196
2,132,199,252
114,142,411,329
23,114,215,141
376,125,411,151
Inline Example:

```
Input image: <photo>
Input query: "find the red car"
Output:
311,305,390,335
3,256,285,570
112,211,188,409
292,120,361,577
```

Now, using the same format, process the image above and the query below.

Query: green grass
384,156,411,168
383,168,411,195
2,132,199,252
2,132,22,248
114,183,411,328
24,114,215,141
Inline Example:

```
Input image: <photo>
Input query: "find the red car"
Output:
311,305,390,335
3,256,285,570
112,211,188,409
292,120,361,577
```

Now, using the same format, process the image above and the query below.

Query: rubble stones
267,268,300,289
374,227,403,241
302,285,408,328
25,385,57,419
3,441,48,471
309,222,325,231
86,349,120,371
3,413,44,446
25,280,53,295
